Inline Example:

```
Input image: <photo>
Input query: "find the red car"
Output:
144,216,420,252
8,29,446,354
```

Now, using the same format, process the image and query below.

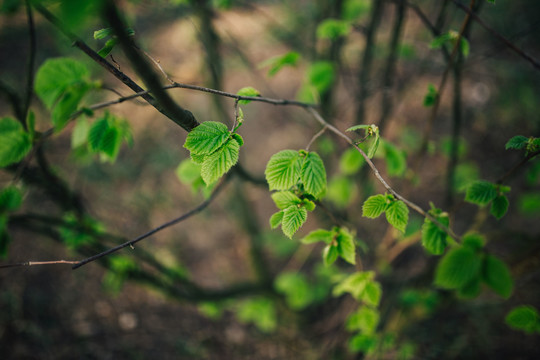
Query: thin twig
305,125,328,151
450,0,540,71
72,174,230,269
306,107,461,241
497,150,540,185
0,260,79,269
23,0,36,124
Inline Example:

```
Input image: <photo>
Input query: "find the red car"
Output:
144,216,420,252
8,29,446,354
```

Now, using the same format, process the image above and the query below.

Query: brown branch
497,150,540,185
0,260,79,269
450,0,540,71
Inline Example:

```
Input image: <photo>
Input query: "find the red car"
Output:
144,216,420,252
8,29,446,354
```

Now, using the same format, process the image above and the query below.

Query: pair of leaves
333,271,382,307
362,194,409,233
35,58,95,131
0,117,32,167
72,112,133,163
346,124,380,159
465,180,510,220
435,236,513,299
269,191,314,238
301,227,356,266
506,135,540,155
183,121,243,185
265,149,327,198
430,30,470,57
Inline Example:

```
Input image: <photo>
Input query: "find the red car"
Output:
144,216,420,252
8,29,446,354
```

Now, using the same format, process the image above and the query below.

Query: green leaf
518,192,540,215
349,333,378,354
201,138,240,185
326,176,357,207
35,58,90,109
71,117,89,148
307,61,335,94
269,211,284,229
482,255,513,298
362,194,388,218
505,306,539,334
275,272,313,310
236,297,276,333
465,180,497,206
337,228,356,265
316,19,351,40
386,200,409,233
383,141,406,177
265,150,302,191
0,117,31,167
458,278,482,299
300,151,327,197
346,124,370,132
505,135,528,150
0,186,23,212
434,246,482,290
271,191,301,210
362,282,382,307
323,244,339,267
176,159,202,184
282,205,308,238
260,51,300,77
97,38,118,58
462,232,486,251
346,306,380,335
52,83,90,131
231,133,244,146
183,121,231,156
333,271,374,299
423,83,438,107
237,86,261,104
191,153,206,164
301,229,333,244
302,198,316,211
490,195,509,220
339,147,364,175
94,27,113,39
421,208,449,255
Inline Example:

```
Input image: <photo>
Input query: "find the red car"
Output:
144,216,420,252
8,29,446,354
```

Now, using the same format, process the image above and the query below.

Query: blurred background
1,0,539,358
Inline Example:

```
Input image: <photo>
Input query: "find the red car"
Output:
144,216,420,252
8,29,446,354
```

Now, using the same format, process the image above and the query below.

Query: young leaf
337,229,356,265
383,141,406,177
505,306,540,334
362,282,382,307
490,195,509,220
260,51,300,77
326,176,357,207
316,19,351,40
271,191,301,210
281,205,307,238
323,244,339,267
237,87,261,104
300,151,327,197
458,278,482,299
302,198,316,211
72,117,89,148
347,307,380,335
0,186,23,212
465,180,497,206
385,200,409,233
339,147,364,175
505,135,528,150
265,150,302,191
0,117,32,167
482,255,513,298
183,121,230,156
274,272,313,310
176,159,202,185
97,38,118,58
333,271,374,299
362,194,388,218
421,208,449,255
434,246,482,290
423,84,438,107
307,61,335,94
201,138,240,185
462,232,485,251
301,229,333,244
236,297,276,333
269,211,284,229
94,27,113,39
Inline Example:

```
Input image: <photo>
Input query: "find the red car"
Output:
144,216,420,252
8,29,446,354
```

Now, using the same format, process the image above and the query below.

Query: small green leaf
269,211,284,229
260,51,300,77
301,229,333,244
232,133,244,146
505,135,528,150
465,180,497,206
326,176,357,207
421,208,449,255
201,138,240,185
265,150,302,191
462,232,485,251
300,151,327,197
71,117,89,148
302,199,316,211
333,271,374,299
236,297,276,333
271,191,301,210
362,194,388,218
323,244,339,267
505,306,539,334
346,124,370,132
307,61,335,94
386,200,409,233
434,246,482,290
383,141,406,177
458,278,481,299
176,159,202,184
339,147,364,175
349,333,378,354
97,38,118,58
275,272,313,310
490,195,509,220
482,255,513,298
316,19,351,40
0,186,23,212
183,121,231,156
52,83,90,131
362,282,382,307
337,229,356,265
0,117,32,167
281,205,307,238
94,27,113,39
346,307,380,335
237,86,261,104
423,83,438,107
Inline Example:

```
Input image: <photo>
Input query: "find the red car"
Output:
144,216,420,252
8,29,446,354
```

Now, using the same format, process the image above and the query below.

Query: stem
23,0,36,125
